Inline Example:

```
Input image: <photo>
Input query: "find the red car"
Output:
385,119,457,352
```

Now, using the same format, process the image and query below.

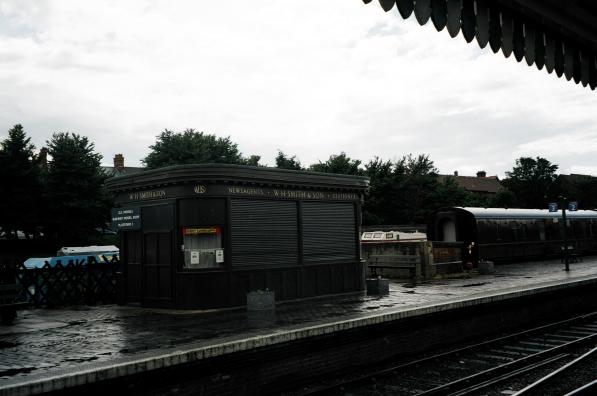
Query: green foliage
309,152,363,175
489,188,517,208
275,150,303,170
0,124,42,238
574,177,597,209
362,157,396,224
363,154,457,225
435,177,470,208
143,129,259,169
243,155,262,166
393,154,442,224
555,174,597,210
44,132,111,245
502,157,558,208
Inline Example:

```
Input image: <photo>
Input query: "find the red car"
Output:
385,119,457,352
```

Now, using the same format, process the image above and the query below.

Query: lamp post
549,197,570,271
560,197,569,271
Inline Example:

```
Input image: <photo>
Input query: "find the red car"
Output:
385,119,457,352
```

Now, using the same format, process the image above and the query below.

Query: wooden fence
1,256,121,307
431,241,464,274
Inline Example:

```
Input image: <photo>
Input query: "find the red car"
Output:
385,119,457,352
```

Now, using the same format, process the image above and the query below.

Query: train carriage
427,207,597,264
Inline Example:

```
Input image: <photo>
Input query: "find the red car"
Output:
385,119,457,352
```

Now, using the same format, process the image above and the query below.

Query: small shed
106,164,369,309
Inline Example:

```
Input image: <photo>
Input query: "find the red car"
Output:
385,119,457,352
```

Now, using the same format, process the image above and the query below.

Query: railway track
513,346,597,396
283,312,597,396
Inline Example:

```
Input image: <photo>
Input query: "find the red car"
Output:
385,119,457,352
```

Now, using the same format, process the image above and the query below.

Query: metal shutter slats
302,202,356,264
231,200,298,269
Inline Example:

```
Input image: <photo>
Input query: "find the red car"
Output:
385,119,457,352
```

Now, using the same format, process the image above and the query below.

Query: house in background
438,170,503,199
102,154,144,177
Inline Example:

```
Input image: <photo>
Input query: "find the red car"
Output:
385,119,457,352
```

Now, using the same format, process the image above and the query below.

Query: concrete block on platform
366,278,389,295
478,260,495,274
247,290,275,311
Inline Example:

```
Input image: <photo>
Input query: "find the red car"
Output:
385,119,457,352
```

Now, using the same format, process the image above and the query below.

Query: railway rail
513,346,597,396
283,312,597,396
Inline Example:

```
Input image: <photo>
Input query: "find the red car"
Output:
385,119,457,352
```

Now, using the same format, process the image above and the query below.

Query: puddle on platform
63,356,99,363
0,366,36,377
120,345,150,354
461,282,489,287
0,341,19,349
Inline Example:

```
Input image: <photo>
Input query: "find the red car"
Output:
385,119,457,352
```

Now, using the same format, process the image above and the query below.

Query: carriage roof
456,207,597,220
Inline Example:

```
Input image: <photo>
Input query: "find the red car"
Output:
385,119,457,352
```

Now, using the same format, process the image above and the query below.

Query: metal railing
1,256,121,307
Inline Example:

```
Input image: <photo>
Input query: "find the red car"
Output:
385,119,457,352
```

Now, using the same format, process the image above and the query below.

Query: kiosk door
143,231,172,305
140,204,174,306
123,230,143,303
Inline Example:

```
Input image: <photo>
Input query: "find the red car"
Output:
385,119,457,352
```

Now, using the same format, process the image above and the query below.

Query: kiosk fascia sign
111,207,141,231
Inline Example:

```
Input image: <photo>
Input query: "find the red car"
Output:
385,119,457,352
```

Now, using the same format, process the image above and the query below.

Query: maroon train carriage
427,207,597,265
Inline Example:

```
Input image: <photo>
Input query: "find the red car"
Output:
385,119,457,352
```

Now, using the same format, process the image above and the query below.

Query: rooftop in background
438,170,503,195
102,154,144,177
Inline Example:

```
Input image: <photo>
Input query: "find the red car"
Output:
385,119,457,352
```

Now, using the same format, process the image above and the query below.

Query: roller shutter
231,199,298,269
302,202,356,264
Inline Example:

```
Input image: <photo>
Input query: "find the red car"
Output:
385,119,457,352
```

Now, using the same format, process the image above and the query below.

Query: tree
489,188,517,208
393,154,441,224
275,150,303,170
243,155,262,167
363,157,396,224
554,174,597,210
143,129,259,169
363,154,452,225
309,152,363,175
44,132,111,245
0,124,42,239
435,176,470,208
502,157,558,208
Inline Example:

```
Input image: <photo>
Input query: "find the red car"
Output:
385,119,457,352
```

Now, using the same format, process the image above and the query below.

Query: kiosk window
182,226,224,269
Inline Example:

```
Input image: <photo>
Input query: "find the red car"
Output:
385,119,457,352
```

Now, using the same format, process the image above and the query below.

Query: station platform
1,258,597,395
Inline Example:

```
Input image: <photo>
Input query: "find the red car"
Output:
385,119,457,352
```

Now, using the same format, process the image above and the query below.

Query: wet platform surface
1,258,597,394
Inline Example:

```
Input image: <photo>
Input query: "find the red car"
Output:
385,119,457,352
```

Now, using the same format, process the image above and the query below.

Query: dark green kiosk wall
122,197,364,309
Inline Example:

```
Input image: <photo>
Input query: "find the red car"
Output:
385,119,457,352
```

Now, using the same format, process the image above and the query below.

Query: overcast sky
1,1,596,177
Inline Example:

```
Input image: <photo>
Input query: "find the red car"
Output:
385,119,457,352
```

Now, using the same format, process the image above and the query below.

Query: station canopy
363,0,597,90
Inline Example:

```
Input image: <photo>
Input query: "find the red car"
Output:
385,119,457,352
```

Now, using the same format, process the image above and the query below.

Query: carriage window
539,221,546,241
510,221,520,241
520,223,528,240
182,226,224,269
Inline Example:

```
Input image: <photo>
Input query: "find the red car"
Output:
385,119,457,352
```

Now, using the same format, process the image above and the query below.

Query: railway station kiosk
106,164,369,309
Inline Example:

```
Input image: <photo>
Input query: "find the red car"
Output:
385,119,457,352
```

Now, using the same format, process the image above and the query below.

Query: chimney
477,170,487,178
454,171,458,176
114,154,124,170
